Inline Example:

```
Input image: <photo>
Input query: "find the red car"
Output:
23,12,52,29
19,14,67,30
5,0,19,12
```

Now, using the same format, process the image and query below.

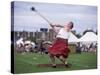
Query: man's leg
49,54,56,68
59,55,69,67
59,56,66,64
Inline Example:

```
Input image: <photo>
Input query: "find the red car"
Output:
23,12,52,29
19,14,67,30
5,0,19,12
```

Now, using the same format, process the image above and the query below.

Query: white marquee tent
68,32,79,42
79,32,97,42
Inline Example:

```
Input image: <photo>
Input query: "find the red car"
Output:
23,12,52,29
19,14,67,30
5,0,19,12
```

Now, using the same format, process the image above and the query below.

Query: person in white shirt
48,21,74,68
16,38,24,48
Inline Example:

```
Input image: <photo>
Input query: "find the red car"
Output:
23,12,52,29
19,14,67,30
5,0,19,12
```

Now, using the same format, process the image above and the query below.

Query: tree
95,29,97,35
71,30,76,34
76,34,81,38
83,29,94,35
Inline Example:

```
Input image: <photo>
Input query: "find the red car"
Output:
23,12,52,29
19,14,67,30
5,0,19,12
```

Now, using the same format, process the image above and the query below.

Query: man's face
64,22,72,30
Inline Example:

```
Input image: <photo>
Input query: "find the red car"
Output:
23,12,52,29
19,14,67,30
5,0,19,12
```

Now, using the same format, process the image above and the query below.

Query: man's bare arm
49,24,63,33
50,24,64,28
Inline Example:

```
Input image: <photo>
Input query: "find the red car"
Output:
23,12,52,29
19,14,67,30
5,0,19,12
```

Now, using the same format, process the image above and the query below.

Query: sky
12,1,97,34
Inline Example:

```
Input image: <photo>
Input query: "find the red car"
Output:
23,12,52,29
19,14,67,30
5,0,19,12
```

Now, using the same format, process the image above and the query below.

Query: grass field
14,52,97,74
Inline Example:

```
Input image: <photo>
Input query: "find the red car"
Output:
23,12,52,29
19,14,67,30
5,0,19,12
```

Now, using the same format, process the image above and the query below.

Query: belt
56,37,68,42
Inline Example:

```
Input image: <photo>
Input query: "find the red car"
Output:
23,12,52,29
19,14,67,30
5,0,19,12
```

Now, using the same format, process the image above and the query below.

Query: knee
49,54,54,58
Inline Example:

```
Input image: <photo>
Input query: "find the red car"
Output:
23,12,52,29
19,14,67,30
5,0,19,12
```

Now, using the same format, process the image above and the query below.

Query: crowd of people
15,37,50,54
76,42,97,53
15,37,97,54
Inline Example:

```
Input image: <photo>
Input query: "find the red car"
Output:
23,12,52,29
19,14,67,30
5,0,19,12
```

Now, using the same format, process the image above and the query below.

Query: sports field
14,52,97,74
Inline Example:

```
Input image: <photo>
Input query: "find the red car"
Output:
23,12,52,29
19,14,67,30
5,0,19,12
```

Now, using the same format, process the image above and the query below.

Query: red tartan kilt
48,38,70,58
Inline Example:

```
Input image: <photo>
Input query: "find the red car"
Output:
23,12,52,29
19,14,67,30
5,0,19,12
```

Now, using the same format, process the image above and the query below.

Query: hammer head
31,7,36,11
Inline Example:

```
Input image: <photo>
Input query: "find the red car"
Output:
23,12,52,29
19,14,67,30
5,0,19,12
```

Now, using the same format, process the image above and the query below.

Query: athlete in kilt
49,21,74,68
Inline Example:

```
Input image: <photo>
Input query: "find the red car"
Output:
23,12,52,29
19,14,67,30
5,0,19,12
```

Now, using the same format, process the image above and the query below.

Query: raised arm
49,24,63,33
50,24,64,28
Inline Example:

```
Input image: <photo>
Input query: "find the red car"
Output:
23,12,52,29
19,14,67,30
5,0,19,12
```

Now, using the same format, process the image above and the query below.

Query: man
48,21,74,68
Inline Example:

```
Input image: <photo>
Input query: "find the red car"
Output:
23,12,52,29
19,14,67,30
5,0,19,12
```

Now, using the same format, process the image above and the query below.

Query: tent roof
68,32,79,42
79,32,97,42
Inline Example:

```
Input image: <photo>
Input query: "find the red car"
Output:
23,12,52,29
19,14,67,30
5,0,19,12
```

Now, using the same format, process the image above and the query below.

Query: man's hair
69,21,74,29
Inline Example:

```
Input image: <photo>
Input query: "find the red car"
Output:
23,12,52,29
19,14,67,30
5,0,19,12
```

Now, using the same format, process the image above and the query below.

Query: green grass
14,52,97,74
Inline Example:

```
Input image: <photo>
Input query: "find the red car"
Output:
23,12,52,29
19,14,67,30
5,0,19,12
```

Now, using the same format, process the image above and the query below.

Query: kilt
48,38,70,58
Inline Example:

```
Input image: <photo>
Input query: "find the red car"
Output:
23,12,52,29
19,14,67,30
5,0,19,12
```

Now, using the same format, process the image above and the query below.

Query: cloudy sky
12,1,97,34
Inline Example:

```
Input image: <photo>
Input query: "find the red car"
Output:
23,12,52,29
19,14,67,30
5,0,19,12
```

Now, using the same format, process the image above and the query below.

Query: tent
68,32,79,42
79,32,97,42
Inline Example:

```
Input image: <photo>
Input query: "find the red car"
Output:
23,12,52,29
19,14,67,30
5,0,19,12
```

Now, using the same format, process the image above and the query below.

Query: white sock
65,61,68,64
52,64,56,66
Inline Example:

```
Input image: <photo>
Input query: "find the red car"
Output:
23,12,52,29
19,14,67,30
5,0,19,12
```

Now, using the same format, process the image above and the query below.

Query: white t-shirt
56,28,70,39
16,38,23,45
16,38,24,47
